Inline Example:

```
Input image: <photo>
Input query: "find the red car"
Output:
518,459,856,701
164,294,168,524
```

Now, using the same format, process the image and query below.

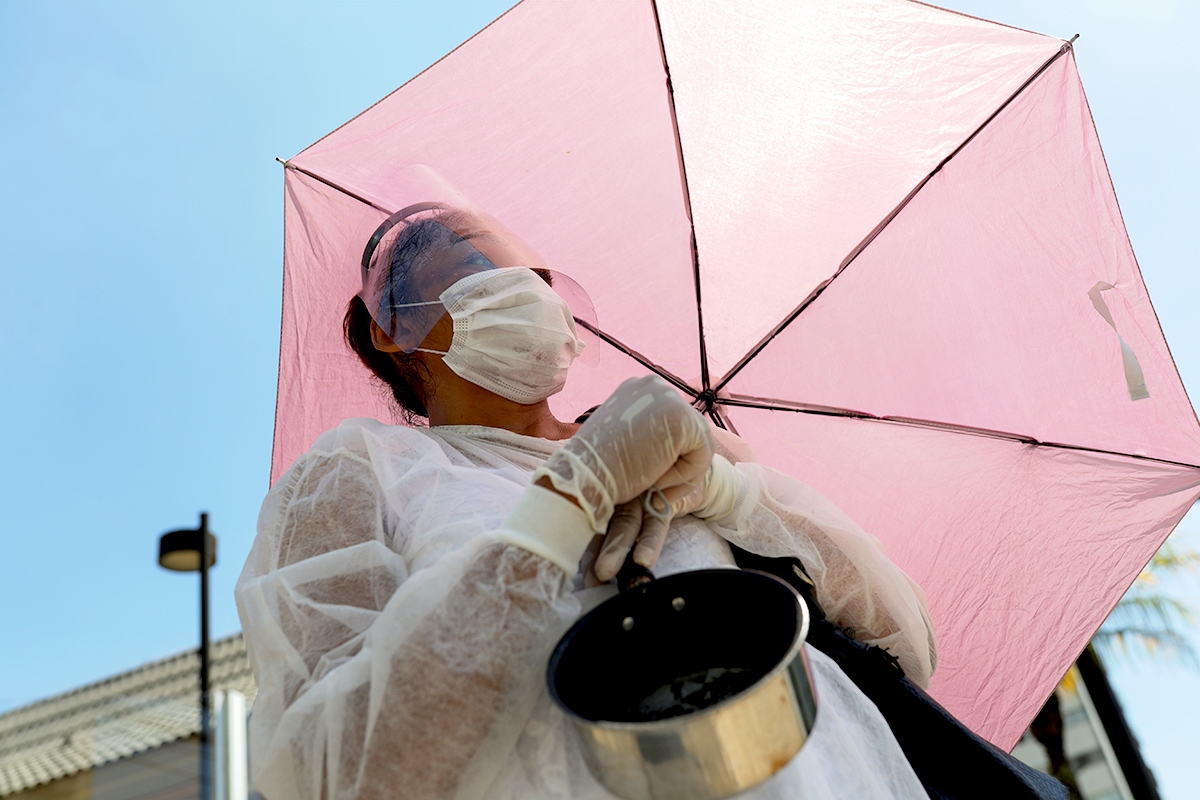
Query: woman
235,203,938,799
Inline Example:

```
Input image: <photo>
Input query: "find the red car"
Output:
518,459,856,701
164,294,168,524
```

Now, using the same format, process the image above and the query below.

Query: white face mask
414,268,586,404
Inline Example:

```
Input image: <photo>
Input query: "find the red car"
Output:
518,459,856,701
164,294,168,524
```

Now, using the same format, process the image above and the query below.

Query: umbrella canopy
271,0,1200,748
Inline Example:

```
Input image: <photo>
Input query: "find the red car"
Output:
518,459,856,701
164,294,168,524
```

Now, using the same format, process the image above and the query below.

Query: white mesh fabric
533,376,714,532
708,461,938,686
236,418,936,799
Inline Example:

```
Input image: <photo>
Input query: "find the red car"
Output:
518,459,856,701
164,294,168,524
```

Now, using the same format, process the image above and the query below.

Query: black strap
571,405,1065,799
728,545,826,624
728,545,1067,800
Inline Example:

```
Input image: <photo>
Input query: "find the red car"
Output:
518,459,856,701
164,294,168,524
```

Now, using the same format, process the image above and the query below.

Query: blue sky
1,1,1195,797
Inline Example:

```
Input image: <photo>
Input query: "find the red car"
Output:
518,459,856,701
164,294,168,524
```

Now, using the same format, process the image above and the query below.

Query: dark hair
377,216,465,310
344,294,431,421
345,209,557,422
345,214,463,422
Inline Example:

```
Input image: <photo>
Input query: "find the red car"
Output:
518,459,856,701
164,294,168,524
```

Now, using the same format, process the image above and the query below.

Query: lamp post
159,512,218,800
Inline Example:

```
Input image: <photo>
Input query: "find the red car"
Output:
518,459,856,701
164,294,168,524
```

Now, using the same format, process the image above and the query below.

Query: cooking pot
547,564,817,800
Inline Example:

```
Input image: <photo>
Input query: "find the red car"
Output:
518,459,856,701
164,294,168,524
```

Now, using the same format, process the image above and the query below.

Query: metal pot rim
550,568,812,731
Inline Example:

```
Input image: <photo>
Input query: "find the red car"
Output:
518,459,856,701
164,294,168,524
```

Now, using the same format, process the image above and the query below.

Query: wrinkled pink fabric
271,0,1200,748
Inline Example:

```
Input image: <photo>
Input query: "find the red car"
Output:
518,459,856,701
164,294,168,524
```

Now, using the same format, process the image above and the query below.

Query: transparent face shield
360,202,599,362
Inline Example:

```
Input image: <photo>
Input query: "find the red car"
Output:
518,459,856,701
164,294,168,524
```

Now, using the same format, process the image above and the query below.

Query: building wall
7,771,90,800
11,739,199,800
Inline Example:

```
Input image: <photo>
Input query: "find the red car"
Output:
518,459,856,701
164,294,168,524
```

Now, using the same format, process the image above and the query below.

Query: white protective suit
236,417,938,800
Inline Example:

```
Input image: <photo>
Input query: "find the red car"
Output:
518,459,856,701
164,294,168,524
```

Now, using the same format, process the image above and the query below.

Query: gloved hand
532,375,714,534
593,454,747,581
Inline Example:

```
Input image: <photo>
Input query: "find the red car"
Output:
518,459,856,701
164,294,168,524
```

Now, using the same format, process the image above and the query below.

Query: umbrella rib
709,407,738,434
276,160,706,405
711,40,1077,395
277,159,394,215
718,394,1200,470
288,0,528,159
650,0,711,393
574,319,696,397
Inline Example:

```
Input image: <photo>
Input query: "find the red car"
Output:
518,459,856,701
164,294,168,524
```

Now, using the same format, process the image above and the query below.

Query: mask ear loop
389,300,443,309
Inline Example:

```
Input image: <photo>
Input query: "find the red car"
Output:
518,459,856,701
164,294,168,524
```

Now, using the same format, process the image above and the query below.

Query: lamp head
158,513,217,572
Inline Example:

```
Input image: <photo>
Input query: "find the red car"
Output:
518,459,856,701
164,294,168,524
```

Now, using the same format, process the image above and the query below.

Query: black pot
547,567,818,800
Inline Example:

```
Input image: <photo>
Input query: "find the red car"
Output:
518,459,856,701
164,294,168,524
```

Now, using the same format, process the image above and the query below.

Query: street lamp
159,512,218,800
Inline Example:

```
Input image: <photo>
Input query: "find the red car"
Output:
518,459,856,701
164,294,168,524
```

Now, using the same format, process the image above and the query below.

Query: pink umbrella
271,0,1200,749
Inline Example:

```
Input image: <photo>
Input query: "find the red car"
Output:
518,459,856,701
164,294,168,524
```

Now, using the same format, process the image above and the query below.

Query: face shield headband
358,204,599,362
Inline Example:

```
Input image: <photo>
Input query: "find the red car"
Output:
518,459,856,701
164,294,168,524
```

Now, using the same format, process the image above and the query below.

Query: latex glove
532,375,713,534
593,454,746,581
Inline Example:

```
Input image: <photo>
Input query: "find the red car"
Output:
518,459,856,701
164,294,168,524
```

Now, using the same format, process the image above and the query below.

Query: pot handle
617,551,655,592
613,486,670,592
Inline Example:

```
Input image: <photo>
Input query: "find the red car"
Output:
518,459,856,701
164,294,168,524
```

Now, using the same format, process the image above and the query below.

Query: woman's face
403,211,549,352
410,211,546,300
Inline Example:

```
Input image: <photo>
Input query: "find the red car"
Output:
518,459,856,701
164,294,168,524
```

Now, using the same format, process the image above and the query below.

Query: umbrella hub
693,389,718,415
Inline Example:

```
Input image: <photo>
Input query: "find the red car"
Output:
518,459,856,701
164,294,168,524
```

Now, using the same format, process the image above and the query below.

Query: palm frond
1103,594,1195,630
1140,541,1200,581
1093,626,1199,668
1094,531,1199,669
